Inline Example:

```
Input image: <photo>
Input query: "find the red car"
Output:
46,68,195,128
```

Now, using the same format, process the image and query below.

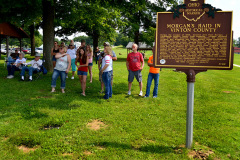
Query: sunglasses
69,45,72,46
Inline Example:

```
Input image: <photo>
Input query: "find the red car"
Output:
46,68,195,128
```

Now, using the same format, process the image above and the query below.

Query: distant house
126,42,154,54
234,47,240,54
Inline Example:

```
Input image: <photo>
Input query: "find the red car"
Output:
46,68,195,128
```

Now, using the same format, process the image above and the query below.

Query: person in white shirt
20,53,43,81
7,52,26,79
100,46,113,99
67,43,77,79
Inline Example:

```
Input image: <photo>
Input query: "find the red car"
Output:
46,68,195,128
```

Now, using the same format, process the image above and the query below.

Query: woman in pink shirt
86,45,93,83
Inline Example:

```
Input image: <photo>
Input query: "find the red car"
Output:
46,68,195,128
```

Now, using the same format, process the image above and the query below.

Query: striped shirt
101,55,112,72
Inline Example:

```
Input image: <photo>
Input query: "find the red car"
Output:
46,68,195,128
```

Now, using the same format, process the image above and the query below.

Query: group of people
5,41,160,99
6,50,43,81
50,40,160,99
50,40,116,99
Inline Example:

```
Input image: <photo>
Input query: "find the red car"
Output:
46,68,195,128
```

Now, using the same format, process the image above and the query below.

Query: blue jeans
21,66,39,76
7,65,20,75
102,71,112,99
145,73,159,97
51,69,67,89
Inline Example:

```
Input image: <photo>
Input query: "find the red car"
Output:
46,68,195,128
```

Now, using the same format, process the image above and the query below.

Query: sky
206,0,240,39
47,0,240,41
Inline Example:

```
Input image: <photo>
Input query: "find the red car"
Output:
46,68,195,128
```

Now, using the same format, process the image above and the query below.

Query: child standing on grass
75,48,89,96
144,50,160,98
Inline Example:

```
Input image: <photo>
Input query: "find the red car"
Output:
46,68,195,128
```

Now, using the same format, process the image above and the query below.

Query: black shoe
20,79,24,81
28,79,32,82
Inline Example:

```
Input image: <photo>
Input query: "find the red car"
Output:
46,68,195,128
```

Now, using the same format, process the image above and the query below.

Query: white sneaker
153,96,157,98
7,75,14,79
71,76,74,79
139,91,143,96
127,91,131,95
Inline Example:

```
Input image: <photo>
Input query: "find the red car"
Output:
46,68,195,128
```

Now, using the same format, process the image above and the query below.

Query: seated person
6,54,16,65
20,53,43,81
7,52,26,79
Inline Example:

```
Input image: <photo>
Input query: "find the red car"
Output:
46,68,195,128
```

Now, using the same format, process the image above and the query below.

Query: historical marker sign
154,0,233,70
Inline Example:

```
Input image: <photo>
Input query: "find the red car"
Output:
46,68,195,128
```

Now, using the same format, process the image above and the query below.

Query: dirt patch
83,151,93,156
62,153,74,156
223,91,235,94
18,145,39,153
3,137,9,141
188,142,214,159
188,150,214,159
87,120,107,131
97,146,105,150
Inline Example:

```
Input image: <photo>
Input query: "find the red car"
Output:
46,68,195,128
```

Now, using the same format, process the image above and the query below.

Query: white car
35,48,43,54
1,48,6,53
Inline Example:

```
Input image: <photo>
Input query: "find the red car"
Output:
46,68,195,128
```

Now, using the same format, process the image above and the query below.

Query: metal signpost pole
186,81,194,148
182,69,195,148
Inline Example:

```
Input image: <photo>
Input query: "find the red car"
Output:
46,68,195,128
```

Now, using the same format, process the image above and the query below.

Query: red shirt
78,58,88,72
127,52,144,71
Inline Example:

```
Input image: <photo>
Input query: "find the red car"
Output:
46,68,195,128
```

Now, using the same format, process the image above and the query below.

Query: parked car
35,48,43,54
22,48,29,54
1,48,13,54
27,48,38,53
15,48,30,54
1,48,6,54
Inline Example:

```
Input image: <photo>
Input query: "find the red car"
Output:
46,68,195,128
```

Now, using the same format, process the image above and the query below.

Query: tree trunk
134,30,139,46
134,11,140,47
92,30,99,53
42,0,55,72
6,36,9,57
29,24,35,56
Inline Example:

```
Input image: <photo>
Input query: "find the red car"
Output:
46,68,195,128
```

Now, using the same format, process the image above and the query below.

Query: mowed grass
0,48,239,159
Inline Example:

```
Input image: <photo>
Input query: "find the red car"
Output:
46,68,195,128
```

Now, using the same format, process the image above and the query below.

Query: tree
73,36,93,45
140,27,155,47
42,0,55,71
117,0,178,45
114,33,133,47
236,37,240,48
0,0,43,55
55,0,122,52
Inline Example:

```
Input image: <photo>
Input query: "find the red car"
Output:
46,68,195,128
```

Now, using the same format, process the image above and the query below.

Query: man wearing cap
20,53,43,81
98,42,117,93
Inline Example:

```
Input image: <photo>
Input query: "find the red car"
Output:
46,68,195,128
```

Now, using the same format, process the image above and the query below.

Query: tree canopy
1,0,178,70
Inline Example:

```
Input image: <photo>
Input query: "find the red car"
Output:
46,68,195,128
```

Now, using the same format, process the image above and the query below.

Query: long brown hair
78,47,87,64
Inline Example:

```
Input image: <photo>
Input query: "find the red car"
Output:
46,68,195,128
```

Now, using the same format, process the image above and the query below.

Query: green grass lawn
0,48,239,159
234,54,240,65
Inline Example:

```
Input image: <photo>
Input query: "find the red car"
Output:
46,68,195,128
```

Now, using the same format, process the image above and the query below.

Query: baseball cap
104,42,110,46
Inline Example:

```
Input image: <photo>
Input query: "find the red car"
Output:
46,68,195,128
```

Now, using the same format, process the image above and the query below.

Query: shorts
88,63,93,66
128,70,142,82
71,59,77,71
78,71,87,76
52,55,56,61
99,69,113,83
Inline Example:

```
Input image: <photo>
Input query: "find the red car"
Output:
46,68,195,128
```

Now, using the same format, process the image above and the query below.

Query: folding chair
29,60,46,80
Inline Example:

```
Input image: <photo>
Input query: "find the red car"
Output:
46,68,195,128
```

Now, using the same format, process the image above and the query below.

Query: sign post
154,0,233,148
